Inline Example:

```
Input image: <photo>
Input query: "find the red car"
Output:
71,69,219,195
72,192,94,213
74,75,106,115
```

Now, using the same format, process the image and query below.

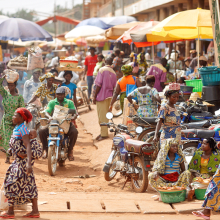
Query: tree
6,9,38,21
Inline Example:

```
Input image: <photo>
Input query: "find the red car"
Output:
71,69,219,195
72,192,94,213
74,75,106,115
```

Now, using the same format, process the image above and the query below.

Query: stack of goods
191,177,210,200
7,55,28,69
59,56,79,69
157,185,186,203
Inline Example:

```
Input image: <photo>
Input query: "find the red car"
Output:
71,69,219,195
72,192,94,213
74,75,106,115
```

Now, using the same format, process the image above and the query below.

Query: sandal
192,211,210,220
0,212,14,219
68,154,75,161
23,212,40,218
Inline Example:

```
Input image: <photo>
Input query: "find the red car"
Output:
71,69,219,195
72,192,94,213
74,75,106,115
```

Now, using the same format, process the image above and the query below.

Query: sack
53,105,70,134
27,47,44,70
0,188,8,210
4,70,19,83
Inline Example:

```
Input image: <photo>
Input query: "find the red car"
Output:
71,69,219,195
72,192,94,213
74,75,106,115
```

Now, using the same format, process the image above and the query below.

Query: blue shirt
13,123,29,139
62,82,77,99
164,153,183,175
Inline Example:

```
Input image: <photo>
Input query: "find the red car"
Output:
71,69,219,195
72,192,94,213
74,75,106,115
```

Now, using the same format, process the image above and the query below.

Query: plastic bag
4,69,19,83
27,47,44,70
0,187,8,210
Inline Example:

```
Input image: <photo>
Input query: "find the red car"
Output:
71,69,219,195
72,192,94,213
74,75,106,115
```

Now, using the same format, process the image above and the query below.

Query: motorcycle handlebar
100,123,108,126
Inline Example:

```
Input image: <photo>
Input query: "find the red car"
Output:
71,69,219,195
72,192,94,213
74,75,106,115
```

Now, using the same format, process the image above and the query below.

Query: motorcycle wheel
182,142,198,157
112,100,122,117
82,91,92,111
138,128,155,142
104,152,119,181
131,157,148,193
48,146,57,176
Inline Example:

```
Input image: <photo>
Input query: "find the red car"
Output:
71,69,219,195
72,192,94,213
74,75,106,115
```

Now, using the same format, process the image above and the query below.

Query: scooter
102,112,156,192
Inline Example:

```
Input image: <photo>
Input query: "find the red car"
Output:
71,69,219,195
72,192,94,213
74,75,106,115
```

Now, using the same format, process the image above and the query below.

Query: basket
185,79,203,92
198,66,220,86
195,189,206,200
159,190,186,203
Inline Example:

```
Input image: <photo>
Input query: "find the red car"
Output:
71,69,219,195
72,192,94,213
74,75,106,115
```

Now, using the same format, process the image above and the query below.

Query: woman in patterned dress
0,108,41,219
192,164,220,220
153,83,181,144
148,138,190,190
28,72,58,107
127,75,161,117
0,75,25,163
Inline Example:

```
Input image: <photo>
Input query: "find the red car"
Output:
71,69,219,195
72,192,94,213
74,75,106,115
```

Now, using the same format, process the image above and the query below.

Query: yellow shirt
200,157,209,174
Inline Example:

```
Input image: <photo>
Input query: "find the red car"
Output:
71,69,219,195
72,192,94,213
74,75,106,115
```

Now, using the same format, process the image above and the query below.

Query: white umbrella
65,25,105,39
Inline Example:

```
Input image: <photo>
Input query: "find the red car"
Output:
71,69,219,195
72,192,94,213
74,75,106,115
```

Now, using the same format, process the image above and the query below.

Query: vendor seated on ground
188,138,220,179
148,138,191,190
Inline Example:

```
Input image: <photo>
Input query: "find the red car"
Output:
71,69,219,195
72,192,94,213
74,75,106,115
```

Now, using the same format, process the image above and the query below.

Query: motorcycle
102,112,156,193
40,109,77,176
129,114,219,142
112,95,122,117
76,86,91,111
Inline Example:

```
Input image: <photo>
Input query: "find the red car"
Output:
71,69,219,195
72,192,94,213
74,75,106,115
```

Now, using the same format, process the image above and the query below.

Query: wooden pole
209,0,220,67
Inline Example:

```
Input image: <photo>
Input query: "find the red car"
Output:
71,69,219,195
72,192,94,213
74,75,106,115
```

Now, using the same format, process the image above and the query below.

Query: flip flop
0,212,14,219
23,212,40,218
192,211,210,220
68,154,75,161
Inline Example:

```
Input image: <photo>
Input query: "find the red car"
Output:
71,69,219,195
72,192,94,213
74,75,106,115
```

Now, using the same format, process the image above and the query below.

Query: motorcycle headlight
49,126,58,134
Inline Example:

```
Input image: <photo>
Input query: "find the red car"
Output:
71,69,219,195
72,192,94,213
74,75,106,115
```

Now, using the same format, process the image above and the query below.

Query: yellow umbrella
151,9,213,67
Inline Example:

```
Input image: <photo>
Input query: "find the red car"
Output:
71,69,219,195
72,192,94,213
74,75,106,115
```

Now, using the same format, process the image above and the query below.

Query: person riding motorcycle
39,86,78,161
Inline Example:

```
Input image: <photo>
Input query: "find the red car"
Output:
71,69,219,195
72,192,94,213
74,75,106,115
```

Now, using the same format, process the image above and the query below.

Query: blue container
198,66,220,86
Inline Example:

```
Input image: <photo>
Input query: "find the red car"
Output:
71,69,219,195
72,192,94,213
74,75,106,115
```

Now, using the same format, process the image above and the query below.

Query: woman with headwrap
153,83,181,144
109,65,142,112
148,138,191,190
0,73,25,163
23,68,42,104
0,108,41,219
138,52,148,78
28,72,58,107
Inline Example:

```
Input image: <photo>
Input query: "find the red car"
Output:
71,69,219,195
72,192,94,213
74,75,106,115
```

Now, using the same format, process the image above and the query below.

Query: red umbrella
117,21,160,45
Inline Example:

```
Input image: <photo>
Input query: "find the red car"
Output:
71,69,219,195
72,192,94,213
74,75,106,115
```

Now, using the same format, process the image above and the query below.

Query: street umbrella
76,17,110,29
100,16,136,26
0,18,53,41
65,25,105,39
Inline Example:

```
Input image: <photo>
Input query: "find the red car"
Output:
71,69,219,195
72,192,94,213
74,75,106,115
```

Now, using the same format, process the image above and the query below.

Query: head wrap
121,65,133,76
16,108,33,124
56,86,71,97
164,83,180,97
32,68,42,74
152,138,186,174
39,72,54,82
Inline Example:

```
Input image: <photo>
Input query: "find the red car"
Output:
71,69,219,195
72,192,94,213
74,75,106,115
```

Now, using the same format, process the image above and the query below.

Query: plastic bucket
159,190,186,203
180,86,194,93
185,79,203,92
195,189,206,200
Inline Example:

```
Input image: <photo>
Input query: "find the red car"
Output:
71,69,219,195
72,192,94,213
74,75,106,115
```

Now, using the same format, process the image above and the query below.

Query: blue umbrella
76,17,110,30
0,18,53,41
100,16,136,26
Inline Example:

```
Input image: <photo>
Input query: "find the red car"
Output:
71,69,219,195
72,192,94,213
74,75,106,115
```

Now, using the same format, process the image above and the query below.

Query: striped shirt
164,153,183,175
13,123,29,140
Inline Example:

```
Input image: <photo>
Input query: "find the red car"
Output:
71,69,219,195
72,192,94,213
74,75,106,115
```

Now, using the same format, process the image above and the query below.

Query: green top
45,98,75,114
0,77,25,125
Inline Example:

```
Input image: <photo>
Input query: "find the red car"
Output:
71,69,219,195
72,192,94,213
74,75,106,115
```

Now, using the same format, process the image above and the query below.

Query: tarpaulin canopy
105,22,144,40
36,15,80,26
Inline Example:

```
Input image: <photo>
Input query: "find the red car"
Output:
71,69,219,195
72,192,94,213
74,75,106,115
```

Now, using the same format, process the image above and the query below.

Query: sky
0,0,83,16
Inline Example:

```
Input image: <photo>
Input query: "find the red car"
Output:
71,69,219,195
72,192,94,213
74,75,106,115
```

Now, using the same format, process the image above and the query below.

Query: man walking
93,58,117,141
84,47,97,100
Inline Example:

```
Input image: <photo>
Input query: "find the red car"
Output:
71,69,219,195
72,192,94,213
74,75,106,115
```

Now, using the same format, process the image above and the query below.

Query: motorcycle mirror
106,112,113,120
136,126,143,134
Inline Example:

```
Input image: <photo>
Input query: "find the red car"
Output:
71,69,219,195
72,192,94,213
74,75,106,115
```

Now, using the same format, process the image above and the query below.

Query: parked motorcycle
76,86,91,111
102,112,156,192
40,109,77,176
112,95,122,117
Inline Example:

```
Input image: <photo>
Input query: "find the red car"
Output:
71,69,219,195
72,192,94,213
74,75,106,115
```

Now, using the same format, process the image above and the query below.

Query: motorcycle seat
134,117,157,126
181,129,215,139
182,120,210,129
125,139,152,153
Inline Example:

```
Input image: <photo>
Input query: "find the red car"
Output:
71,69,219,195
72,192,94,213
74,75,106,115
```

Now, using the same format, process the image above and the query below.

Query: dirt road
0,106,219,219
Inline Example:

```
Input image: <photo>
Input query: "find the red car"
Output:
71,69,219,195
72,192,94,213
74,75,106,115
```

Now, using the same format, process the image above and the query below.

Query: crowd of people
0,45,219,219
